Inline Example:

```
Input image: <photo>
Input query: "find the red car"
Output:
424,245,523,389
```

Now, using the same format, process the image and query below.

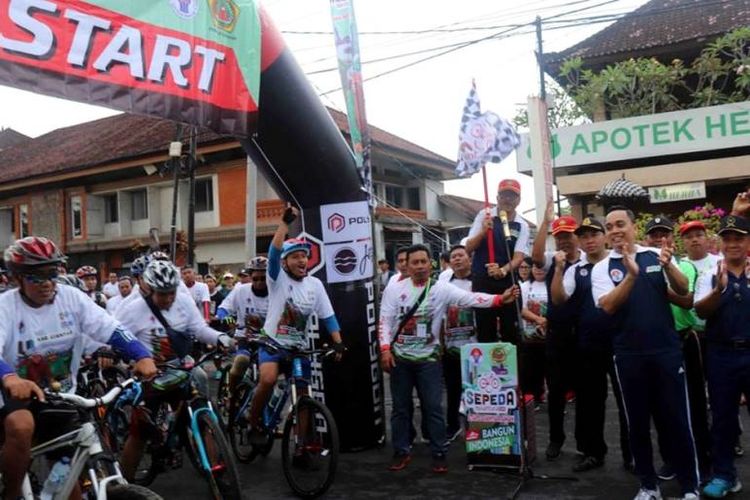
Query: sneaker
546,441,562,461
681,493,699,500
703,477,742,498
572,455,604,472
657,464,676,481
734,442,744,457
446,427,462,443
388,453,411,472
431,454,448,474
633,487,662,500
249,427,267,447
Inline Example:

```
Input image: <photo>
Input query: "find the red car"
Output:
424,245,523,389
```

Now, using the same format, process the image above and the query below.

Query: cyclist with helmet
0,237,157,498
76,265,107,309
217,256,270,395
247,206,345,445
115,259,231,480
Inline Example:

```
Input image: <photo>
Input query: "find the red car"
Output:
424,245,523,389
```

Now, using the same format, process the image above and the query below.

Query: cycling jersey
520,279,548,341
102,281,120,298
379,278,501,362
263,245,336,350
217,283,268,338
0,284,148,393
115,291,222,363
442,276,477,354
106,293,127,315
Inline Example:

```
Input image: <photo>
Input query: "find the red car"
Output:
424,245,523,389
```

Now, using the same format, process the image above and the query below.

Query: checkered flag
456,81,520,177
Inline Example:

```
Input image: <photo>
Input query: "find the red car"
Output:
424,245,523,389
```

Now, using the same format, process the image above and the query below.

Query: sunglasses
24,270,59,284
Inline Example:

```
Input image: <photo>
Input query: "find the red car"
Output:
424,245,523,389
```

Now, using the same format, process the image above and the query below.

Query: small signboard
461,342,535,468
648,181,706,204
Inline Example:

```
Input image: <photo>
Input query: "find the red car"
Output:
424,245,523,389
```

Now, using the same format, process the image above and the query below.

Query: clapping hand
732,190,750,217
622,250,639,277
659,240,675,268
715,260,729,292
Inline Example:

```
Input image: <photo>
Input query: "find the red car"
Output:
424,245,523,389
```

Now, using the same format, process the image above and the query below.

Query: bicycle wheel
215,364,233,429
281,396,339,498
227,383,259,463
106,483,164,500
189,411,243,500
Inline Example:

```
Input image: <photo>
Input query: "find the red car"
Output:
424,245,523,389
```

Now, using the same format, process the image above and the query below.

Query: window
131,189,148,220
195,178,214,212
104,193,119,223
18,204,29,238
406,188,420,210
385,185,401,207
71,196,83,238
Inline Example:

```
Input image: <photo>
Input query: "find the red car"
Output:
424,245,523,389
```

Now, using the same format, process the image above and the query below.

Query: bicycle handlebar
246,337,337,358
49,378,137,409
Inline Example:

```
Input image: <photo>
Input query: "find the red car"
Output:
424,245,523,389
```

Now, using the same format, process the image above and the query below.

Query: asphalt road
147,376,750,500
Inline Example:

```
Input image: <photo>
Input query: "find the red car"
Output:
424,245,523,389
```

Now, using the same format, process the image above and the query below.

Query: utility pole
168,124,184,261
534,15,562,217
245,155,257,260
187,127,197,267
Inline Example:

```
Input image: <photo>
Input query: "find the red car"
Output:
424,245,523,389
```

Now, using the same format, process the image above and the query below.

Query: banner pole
481,164,495,264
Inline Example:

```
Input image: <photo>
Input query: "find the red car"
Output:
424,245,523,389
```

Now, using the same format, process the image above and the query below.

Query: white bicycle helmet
246,256,268,271
142,260,180,292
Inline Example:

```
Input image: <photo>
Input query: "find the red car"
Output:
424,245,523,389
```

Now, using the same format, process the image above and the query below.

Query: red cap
552,216,578,236
679,220,706,235
497,179,521,195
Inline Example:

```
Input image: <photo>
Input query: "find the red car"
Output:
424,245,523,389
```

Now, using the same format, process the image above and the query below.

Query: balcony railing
375,206,426,220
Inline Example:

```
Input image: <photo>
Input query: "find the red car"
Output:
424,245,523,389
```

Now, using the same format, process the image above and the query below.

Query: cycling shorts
258,346,311,388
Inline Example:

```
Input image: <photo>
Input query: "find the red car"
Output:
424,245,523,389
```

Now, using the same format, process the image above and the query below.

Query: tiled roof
0,109,455,184
0,128,30,150
545,0,750,67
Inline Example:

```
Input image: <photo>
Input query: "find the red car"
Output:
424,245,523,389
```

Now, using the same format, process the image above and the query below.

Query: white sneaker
681,493,698,500
633,488,662,500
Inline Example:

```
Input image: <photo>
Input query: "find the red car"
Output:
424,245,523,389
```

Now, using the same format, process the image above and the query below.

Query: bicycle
231,337,340,498
110,349,242,500
1,379,162,500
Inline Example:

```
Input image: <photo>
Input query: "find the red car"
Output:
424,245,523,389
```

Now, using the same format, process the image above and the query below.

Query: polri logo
327,213,346,233
170,0,199,19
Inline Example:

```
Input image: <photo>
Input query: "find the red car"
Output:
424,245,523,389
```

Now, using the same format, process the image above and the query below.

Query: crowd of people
376,179,750,500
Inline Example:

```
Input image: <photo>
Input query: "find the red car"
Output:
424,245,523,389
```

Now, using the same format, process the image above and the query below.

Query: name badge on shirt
416,323,427,338
646,265,662,273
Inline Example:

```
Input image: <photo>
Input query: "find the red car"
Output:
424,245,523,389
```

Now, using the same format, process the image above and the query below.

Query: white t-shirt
379,277,497,361
102,281,120,298
263,269,335,350
218,283,269,338
115,291,221,362
106,294,125,315
186,281,210,308
438,268,454,282
442,276,477,353
468,208,530,257
687,253,721,331
521,280,548,339
0,284,125,392
385,272,403,290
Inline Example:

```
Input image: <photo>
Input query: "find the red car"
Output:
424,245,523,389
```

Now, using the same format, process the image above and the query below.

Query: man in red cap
465,178,530,343
531,202,584,460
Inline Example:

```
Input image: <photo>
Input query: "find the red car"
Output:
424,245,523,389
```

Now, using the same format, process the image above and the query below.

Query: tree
512,78,588,130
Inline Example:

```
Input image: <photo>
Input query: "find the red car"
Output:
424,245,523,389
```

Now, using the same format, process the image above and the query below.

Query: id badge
416,322,427,338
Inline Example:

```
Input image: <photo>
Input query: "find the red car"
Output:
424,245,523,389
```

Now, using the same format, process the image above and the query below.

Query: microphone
499,210,512,241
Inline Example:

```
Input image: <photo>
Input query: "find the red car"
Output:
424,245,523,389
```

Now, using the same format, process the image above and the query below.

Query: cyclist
106,276,134,315
114,259,231,480
247,205,345,445
217,256,269,398
76,265,107,309
0,236,157,499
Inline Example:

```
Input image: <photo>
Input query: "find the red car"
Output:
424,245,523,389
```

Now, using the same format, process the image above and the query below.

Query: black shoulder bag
392,279,432,346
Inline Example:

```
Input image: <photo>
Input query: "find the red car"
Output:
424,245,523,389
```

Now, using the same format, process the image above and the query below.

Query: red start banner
0,0,262,136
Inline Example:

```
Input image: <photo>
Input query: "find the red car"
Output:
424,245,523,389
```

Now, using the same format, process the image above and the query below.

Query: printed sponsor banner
0,0,261,136
320,201,373,284
329,0,373,203
461,342,524,463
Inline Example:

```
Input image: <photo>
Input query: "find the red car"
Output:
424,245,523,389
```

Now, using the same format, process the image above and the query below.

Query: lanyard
409,279,431,318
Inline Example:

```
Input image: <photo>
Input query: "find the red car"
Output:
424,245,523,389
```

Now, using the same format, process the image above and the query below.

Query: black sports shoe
572,455,604,472
657,463,676,481
546,441,562,461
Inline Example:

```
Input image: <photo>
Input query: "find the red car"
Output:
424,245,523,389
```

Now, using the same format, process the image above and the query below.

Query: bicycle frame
188,401,221,472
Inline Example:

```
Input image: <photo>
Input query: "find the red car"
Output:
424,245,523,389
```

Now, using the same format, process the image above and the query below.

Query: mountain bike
232,338,340,498
1,379,162,500
110,349,242,500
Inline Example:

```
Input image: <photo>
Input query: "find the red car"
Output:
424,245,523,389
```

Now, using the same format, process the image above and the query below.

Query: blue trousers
706,347,750,483
390,359,447,457
614,350,698,494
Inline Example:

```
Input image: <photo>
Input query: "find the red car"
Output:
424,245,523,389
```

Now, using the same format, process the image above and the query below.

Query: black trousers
520,342,546,400
656,329,711,476
442,352,462,434
546,326,576,446
472,275,520,344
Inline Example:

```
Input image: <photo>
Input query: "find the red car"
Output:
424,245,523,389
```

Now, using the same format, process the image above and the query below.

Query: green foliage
512,79,587,130
559,27,750,119
634,203,725,255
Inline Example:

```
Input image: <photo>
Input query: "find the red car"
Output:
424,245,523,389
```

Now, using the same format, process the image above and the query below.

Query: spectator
102,272,120,298
520,262,548,409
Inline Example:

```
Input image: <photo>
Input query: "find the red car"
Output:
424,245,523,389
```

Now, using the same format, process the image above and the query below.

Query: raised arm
532,202,554,267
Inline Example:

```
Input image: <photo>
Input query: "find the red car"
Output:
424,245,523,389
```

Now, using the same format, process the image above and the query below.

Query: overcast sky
0,0,649,216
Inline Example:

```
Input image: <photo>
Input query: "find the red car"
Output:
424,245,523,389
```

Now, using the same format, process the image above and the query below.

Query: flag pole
481,164,495,264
